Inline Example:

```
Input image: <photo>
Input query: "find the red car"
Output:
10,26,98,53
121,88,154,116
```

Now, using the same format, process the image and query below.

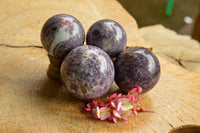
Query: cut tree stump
140,25,200,74
0,0,200,133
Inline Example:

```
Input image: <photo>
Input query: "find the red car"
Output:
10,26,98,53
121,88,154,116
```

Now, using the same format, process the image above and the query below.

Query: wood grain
0,0,200,133
140,25,200,74
0,0,150,48
0,46,200,133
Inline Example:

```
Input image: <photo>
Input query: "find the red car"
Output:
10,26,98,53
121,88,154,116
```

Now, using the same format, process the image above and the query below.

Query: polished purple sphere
41,14,85,59
61,45,115,100
114,47,160,93
86,19,127,58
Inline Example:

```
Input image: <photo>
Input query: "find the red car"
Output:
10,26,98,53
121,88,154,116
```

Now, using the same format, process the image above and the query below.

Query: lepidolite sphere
61,45,115,100
86,19,127,58
114,47,160,93
41,14,85,59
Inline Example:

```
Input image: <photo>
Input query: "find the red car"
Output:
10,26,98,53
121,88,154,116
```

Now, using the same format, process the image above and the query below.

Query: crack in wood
164,53,200,67
168,122,174,129
0,43,43,49
163,53,186,68
177,116,184,123
181,60,200,63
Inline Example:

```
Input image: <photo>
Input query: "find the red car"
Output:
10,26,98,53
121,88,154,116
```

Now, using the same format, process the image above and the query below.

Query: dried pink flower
85,87,153,123
107,93,122,103
92,107,111,120
118,98,133,111
85,98,104,111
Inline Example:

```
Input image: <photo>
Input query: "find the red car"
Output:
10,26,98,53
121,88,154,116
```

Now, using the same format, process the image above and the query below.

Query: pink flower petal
113,110,121,118
97,107,100,118
118,98,130,103
85,107,91,111
136,96,141,104
104,103,110,107
99,107,110,120
117,102,122,111
131,97,136,103
107,93,117,101
128,88,137,95
137,86,142,94
133,110,137,115
118,93,122,97
111,102,116,108
100,114,110,120
113,117,117,123
87,103,91,107
128,87,143,96
121,117,128,120
110,93,117,98
119,98,133,111
92,107,100,119
121,105,133,111
121,110,132,118
85,102,93,111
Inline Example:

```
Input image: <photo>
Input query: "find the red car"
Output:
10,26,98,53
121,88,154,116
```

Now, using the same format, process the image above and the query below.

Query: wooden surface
0,0,150,49
140,25,200,74
0,0,200,133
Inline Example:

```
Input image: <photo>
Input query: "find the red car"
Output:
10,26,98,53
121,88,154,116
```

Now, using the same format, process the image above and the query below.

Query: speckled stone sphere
86,19,127,58
114,47,160,93
41,14,85,59
61,45,115,100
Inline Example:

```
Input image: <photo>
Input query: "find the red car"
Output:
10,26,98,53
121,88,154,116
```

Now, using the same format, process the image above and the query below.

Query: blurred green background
117,0,199,34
